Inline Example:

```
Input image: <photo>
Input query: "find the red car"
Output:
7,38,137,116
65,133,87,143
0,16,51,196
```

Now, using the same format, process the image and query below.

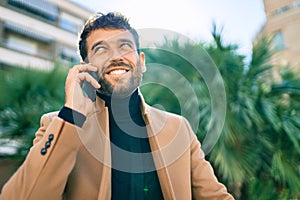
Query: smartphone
82,71,99,102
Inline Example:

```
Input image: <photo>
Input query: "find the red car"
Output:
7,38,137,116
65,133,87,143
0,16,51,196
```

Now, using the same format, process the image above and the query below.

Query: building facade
0,0,93,69
258,0,300,71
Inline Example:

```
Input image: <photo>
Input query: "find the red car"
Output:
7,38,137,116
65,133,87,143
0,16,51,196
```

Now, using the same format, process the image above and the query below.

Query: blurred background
0,0,299,199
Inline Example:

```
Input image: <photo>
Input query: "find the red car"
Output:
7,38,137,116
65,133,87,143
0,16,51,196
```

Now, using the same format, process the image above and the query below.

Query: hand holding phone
82,71,100,102
64,63,100,115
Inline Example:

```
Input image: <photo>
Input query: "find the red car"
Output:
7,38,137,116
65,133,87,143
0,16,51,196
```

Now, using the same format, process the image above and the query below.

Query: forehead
86,29,135,48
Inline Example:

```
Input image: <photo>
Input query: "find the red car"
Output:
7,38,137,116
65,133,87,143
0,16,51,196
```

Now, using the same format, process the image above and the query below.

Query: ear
139,52,147,73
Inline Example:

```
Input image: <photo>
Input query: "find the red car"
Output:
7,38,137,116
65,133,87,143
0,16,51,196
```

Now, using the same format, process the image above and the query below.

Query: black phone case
82,71,99,102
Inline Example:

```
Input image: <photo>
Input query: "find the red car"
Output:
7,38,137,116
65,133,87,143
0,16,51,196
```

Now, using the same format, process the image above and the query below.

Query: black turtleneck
97,90,164,200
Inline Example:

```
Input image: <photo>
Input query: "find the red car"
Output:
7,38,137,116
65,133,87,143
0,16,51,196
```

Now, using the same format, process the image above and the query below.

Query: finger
79,65,98,72
78,72,101,89
73,63,98,72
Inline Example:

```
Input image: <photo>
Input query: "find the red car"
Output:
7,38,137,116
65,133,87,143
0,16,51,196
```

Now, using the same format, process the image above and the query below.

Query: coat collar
93,89,150,122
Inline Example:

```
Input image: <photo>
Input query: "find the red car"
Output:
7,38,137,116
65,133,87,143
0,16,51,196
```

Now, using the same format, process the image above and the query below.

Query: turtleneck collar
96,89,143,124
96,89,138,107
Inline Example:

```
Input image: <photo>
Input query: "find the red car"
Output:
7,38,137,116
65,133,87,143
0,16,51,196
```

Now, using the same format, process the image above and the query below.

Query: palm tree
141,27,300,199
0,65,67,157
204,26,300,199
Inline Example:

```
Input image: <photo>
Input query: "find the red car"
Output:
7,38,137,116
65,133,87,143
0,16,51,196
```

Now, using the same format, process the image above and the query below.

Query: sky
70,0,266,60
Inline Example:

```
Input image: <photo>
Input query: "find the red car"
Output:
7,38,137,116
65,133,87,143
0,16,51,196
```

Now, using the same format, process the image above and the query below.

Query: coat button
45,141,51,148
41,148,47,155
48,134,54,141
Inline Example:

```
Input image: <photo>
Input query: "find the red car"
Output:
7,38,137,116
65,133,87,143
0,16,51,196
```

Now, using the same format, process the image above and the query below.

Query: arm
0,113,82,200
0,63,99,200
183,118,234,199
190,136,234,199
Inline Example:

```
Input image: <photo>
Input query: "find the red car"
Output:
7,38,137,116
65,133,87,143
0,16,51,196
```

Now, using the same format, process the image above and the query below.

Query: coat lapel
141,99,176,199
79,97,112,199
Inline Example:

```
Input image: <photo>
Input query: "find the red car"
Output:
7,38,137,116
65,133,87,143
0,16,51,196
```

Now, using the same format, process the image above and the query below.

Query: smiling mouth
106,67,130,76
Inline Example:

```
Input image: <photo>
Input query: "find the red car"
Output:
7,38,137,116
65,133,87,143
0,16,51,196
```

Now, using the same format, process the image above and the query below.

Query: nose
110,48,124,62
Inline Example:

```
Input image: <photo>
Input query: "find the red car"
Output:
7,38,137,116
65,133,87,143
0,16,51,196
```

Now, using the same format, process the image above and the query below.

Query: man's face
86,28,145,98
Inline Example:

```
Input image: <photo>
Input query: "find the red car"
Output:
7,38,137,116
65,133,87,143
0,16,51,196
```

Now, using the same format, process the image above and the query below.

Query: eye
94,45,107,54
120,42,133,50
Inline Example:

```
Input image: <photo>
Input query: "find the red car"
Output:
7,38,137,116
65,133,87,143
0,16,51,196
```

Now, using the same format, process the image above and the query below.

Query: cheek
89,57,107,68
124,52,139,65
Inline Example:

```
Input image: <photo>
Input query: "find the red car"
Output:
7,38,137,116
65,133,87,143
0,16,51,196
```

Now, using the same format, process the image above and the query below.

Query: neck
96,89,141,118
97,89,139,106
97,89,145,127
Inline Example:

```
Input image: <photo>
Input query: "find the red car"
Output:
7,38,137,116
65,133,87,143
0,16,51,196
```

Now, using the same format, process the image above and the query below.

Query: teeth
109,69,127,75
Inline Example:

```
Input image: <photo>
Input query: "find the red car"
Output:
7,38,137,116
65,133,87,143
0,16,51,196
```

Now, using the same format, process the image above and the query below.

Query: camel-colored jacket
0,95,234,200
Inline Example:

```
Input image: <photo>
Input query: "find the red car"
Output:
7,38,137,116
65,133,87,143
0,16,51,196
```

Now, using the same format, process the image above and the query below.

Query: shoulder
33,111,59,145
139,91,184,123
145,104,184,122
40,111,59,126
145,104,193,134
42,111,59,120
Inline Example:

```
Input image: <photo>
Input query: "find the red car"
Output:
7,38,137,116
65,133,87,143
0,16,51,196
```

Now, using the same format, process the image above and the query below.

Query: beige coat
0,95,234,200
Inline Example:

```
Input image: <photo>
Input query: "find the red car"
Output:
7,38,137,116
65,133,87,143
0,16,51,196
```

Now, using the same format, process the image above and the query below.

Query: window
272,31,285,52
276,5,290,14
59,12,83,33
293,0,300,8
7,0,58,23
4,22,53,43
6,35,38,55
271,4,291,16
3,22,53,59
60,46,79,64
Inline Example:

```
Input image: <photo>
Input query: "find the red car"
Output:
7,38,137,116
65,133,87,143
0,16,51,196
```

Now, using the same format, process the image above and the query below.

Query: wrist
58,106,86,128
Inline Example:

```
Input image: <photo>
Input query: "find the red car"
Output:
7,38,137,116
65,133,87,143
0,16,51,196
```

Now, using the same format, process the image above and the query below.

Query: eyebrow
91,41,104,52
120,39,134,45
90,38,135,52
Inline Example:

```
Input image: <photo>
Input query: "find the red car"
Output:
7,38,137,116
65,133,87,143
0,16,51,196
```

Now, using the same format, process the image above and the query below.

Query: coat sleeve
184,118,234,200
0,113,82,200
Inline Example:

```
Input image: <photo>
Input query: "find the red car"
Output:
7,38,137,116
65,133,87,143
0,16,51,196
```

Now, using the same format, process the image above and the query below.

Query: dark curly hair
78,12,140,61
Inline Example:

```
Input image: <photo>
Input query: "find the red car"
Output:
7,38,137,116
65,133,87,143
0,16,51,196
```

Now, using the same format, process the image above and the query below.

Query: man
0,12,234,199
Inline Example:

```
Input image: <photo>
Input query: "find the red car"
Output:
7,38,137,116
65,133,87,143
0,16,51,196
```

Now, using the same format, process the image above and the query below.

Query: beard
96,60,143,98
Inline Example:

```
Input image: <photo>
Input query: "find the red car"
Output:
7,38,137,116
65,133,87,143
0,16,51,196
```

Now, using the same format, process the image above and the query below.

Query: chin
99,75,142,98
111,86,137,99
112,77,142,98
